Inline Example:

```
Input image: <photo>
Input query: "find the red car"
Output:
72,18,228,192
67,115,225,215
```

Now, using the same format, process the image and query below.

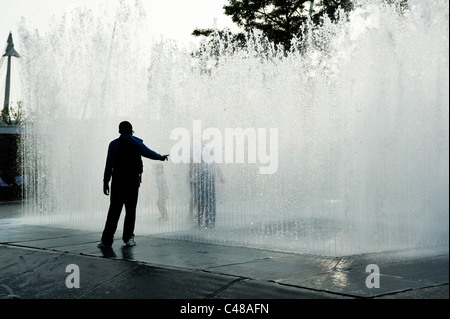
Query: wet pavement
0,201,448,307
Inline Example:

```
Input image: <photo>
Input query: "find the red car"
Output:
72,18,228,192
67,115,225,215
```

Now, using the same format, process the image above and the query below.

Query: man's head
119,121,133,135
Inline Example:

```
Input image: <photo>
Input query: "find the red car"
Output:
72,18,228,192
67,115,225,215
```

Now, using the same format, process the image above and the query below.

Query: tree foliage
193,0,354,51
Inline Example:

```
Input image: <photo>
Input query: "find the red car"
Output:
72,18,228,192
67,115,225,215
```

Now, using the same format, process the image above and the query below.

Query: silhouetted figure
14,168,28,187
192,161,224,229
155,163,169,221
14,168,28,199
98,121,168,248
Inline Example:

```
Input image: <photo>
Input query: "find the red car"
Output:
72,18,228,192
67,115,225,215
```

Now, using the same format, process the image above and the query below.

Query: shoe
97,241,111,248
124,236,136,247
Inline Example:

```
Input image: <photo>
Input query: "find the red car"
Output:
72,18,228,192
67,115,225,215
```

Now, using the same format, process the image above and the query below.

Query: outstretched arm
140,143,168,161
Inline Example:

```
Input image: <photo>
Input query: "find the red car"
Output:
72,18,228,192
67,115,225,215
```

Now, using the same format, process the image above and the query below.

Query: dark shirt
104,134,164,188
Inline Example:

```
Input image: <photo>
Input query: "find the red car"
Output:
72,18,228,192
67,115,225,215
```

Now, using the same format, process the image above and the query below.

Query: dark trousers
101,184,139,246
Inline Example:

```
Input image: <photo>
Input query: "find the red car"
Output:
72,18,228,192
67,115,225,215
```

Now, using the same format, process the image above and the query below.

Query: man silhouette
98,121,168,248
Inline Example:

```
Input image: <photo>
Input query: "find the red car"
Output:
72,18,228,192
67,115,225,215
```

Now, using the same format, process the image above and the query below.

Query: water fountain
17,0,448,256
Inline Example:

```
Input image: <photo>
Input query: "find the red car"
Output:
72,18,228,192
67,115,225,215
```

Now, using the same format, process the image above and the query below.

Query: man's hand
161,154,169,161
103,182,110,196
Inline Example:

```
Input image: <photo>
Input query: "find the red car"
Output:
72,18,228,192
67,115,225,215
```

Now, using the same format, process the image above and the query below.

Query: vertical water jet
17,0,449,256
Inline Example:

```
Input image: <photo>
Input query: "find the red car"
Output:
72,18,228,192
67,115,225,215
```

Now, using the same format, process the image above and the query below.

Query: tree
193,0,354,51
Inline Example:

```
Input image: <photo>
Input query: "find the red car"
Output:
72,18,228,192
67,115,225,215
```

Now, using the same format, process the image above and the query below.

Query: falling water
17,0,449,256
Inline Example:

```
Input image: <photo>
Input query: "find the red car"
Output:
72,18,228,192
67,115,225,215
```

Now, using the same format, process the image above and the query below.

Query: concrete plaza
0,201,448,303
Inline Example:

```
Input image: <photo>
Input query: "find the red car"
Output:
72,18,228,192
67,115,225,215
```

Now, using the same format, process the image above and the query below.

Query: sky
0,0,238,112
0,0,237,46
